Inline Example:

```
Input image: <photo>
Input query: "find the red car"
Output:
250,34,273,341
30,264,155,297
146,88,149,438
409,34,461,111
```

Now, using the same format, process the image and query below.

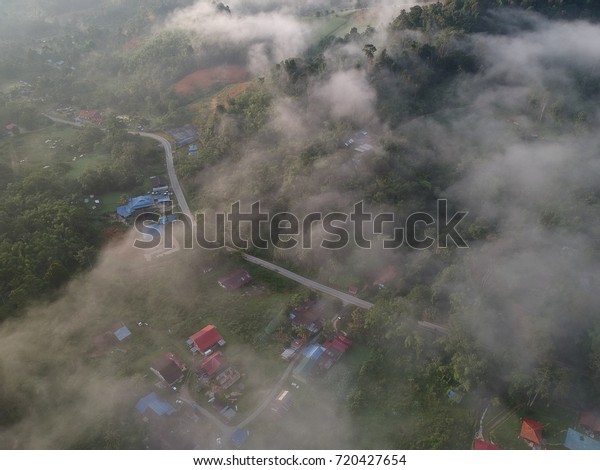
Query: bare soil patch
175,66,249,96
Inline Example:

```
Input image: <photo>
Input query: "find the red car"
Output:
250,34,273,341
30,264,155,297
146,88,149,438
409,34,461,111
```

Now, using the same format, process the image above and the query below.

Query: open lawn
0,123,111,176
303,10,360,40
94,191,123,215
302,7,388,42
485,401,577,449
522,403,578,448
67,151,111,178
486,404,530,450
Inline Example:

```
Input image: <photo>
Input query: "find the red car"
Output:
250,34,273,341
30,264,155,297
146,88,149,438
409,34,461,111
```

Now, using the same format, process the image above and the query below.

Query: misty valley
2,0,600,454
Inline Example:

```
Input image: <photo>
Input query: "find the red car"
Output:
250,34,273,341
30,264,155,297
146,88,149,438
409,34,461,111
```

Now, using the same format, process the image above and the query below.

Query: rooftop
151,354,184,386
519,417,544,446
167,125,198,146
150,175,169,189
189,325,224,353
135,392,176,417
231,428,249,448
113,325,131,341
289,299,326,333
564,428,600,450
198,351,226,377
473,439,501,450
116,195,172,218
116,195,155,218
580,410,600,433
218,269,252,291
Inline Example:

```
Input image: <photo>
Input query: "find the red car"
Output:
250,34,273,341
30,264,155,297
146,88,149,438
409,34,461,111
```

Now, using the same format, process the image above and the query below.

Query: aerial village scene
2,0,600,457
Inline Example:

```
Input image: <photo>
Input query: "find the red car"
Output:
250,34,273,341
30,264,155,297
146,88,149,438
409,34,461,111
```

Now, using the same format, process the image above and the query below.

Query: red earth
174,65,249,96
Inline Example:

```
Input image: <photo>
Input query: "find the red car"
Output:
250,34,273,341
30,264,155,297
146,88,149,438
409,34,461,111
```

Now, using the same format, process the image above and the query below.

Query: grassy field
486,404,530,449
0,123,111,176
67,151,111,177
94,191,123,215
485,401,577,449
303,10,360,41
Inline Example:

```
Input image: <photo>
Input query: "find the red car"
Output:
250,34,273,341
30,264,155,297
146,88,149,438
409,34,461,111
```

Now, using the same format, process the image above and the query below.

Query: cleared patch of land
0,124,110,176
175,66,249,97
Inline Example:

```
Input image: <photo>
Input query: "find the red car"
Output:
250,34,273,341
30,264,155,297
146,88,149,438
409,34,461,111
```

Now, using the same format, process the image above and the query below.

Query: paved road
42,114,192,218
44,111,447,436
237,355,301,429
138,132,192,218
181,396,234,437
242,253,375,309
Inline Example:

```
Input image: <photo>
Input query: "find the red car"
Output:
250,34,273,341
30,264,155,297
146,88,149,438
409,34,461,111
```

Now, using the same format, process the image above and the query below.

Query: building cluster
116,176,173,222
279,298,353,383
186,324,243,422
473,409,600,450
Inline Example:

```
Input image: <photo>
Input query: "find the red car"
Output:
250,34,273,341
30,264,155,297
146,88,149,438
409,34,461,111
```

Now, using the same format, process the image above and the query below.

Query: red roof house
188,325,225,354
473,438,501,450
331,335,352,353
519,417,544,447
218,269,252,291
580,411,600,434
319,335,353,369
77,109,102,125
197,351,226,377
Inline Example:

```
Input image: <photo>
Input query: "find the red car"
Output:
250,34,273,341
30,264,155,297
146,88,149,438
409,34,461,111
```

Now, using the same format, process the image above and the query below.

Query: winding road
43,112,372,430
138,131,192,218
43,111,447,438
44,113,376,309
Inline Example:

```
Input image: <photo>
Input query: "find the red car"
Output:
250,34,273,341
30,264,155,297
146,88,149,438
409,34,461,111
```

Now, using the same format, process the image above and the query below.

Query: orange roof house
519,417,544,447
473,438,501,450
77,109,103,125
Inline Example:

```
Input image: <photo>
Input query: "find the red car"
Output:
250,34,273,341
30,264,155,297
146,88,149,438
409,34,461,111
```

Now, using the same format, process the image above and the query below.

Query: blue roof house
135,393,176,418
564,428,600,450
116,195,172,220
231,429,249,448
303,344,325,360
293,345,326,383
117,195,155,219
114,326,131,341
